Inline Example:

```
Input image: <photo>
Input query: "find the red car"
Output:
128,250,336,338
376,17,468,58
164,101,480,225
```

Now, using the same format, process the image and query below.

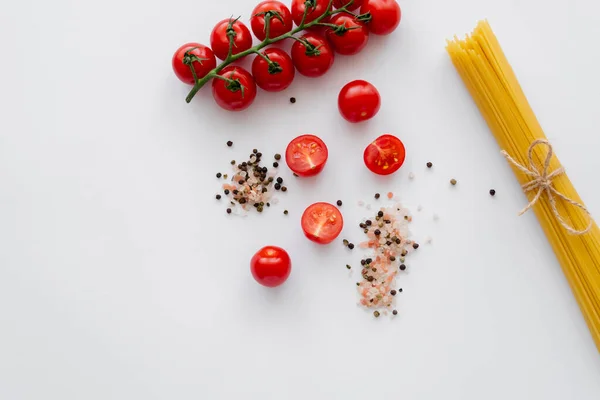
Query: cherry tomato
301,203,344,245
325,14,369,55
291,32,335,77
250,246,292,287
251,1,293,41
252,48,295,92
212,66,257,111
210,19,253,60
172,43,217,85
333,0,364,11
291,0,331,26
338,80,381,122
360,0,401,35
364,134,406,175
285,134,329,177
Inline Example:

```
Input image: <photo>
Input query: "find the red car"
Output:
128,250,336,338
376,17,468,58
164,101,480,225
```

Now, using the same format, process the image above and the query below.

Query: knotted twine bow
501,139,593,235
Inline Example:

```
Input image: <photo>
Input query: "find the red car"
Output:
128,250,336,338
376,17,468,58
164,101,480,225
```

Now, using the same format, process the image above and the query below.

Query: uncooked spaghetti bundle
447,21,600,351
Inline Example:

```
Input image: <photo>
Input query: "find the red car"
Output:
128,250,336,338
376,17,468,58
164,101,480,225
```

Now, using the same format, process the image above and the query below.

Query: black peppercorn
216,194,221,200
378,211,384,218
276,177,283,184
400,264,406,271
374,193,380,199
283,210,289,215
337,200,342,206
392,310,398,316
490,189,496,196
374,229,381,236
390,290,397,296
274,183,281,190
281,186,287,192
427,162,433,168
365,220,372,226
273,162,279,168
227,141,233,147
226,208,232,214
348,243,355,250
216,173,222,178
224,189,230,195
413,243,420,250
274,154,281,160
290,97,296,103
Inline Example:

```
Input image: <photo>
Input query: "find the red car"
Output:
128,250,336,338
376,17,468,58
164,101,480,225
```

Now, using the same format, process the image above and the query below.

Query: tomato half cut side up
301,203,344,244
285,135,329,177
363,134,406,175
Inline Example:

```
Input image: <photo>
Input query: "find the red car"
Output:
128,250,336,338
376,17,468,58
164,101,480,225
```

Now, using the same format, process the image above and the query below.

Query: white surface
1,0,600,398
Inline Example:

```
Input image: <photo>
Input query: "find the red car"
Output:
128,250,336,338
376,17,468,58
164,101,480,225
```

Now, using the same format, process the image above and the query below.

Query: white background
1,0,600,398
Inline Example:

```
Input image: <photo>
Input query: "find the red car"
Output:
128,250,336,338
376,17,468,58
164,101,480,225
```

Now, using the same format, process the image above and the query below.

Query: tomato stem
185,0,354,103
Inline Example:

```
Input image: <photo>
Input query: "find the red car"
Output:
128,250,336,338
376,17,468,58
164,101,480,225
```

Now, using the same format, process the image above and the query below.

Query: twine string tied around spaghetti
500,139,593,235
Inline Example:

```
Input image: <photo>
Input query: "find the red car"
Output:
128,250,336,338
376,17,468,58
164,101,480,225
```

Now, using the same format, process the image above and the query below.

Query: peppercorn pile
356,204,418,317
216,149,287,215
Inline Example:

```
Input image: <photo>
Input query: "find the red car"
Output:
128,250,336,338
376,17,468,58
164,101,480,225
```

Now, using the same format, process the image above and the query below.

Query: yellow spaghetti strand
447,20,600,352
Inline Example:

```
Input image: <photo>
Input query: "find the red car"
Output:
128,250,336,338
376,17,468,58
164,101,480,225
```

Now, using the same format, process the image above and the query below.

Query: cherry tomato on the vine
251,1,294,41
252,48,295,92
250,246,292,287
325,14,369,55
291,32,335,77
291,0,331,27
210,19,253,60
360,0,401,35
301,203,344,245
338,80,381,122
364,134,406,175
212,66,257,111
172,43,217,85
333,0,364,11
286,134,329,177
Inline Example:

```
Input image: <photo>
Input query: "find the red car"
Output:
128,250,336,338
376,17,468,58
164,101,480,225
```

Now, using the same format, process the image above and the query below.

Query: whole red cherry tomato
251,1,293,41
291,0,331,26
252,48,295,92
210,18,253,60
212,66,257,111
301,203,344,244
325,14,369,55
172,43,217,85
285,134,329,177
333,0,364,11
338,80,381,122
360,0,401,35
250,246,292,287
291,32,335,77
364,134,406,175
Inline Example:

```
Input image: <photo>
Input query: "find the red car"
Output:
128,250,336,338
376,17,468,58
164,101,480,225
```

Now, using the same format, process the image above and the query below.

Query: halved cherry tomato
251,1,294,41
325,14,369,55
333,0,364,11
252,48,295,92
212,66,257,111
360,0,401,36
251,246,292,287
338,80,381,122
172,43,217,85
301,202,344,244
364,134,406,175
291,32,335,77
210,19,254,60
285,134,329,177
291,0,331,26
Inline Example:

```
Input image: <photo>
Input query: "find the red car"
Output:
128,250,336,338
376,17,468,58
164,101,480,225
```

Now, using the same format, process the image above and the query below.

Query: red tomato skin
172,43,217,85
285,134,329,177
360,0,401,35
212,66,257,111
291,32,335,78
301,203,344,245
325,14,369,55
251,246,292,287
333,0,364,11
363,134,406,175
251,1,293,41
338,80,381,122
252,48,295,92
291,0,331,26
210,19,254,60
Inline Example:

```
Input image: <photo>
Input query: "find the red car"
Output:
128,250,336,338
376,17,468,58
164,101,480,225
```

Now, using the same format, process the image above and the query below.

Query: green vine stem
185,0,358,103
